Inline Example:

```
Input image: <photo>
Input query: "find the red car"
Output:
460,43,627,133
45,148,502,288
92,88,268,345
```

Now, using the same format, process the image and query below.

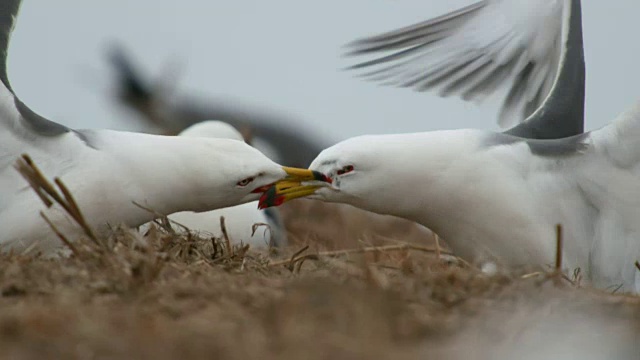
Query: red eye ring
237,177,255,187
336,165,354,176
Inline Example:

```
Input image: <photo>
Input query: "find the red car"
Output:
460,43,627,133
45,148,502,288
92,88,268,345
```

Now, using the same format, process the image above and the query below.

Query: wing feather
345,0,571,130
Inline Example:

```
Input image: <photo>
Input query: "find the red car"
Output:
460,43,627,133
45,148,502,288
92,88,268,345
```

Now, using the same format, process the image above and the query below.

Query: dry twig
251,223,272,246
219,216,233,258
133,201,190,234
287,245,310,272
15,154,100,248
268,244,449,269
555,224,563,271
39,211,80,257
434,233,442,261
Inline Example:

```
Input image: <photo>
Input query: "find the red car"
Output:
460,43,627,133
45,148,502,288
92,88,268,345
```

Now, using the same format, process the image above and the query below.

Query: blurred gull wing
345,0,585,138
107,45,328,167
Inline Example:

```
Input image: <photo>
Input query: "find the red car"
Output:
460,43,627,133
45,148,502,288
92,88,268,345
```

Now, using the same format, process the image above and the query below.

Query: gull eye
336,165,354,176
237,177,255,187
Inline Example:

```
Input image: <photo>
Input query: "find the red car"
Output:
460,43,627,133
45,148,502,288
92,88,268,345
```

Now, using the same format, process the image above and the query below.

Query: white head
257,131,475,220
161,121,327,212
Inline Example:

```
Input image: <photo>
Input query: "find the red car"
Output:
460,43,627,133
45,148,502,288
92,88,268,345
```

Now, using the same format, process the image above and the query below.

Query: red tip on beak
258,186,284,209
307,169,332,184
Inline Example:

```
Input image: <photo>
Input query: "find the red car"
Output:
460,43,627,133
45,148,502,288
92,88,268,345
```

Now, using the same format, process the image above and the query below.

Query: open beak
258,167,332,209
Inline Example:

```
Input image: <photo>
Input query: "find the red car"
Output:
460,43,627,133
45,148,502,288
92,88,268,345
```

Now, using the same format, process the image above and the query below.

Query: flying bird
0,0,321,254
345,0,585,139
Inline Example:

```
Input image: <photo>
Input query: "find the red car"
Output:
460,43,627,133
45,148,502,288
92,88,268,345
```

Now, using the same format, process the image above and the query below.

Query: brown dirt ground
1,200,639,359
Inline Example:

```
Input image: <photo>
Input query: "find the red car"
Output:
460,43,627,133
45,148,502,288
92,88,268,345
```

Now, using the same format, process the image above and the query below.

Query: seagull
106,45,328,167
0,0,322,254
260,99,640,292
345,0,585,140
143,121,288,248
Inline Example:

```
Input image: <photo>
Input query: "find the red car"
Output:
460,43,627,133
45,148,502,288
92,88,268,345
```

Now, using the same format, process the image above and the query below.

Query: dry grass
2,158,639,359
1,203,639,359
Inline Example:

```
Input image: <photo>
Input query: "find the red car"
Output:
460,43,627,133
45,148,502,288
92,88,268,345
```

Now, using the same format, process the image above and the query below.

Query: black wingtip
105,43,153,102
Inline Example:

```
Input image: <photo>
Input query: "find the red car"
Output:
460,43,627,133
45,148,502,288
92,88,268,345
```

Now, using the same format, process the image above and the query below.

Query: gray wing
169,99,327,167
107,45,327,167
0,0,69,137
504,0,584,139
345,0,584,139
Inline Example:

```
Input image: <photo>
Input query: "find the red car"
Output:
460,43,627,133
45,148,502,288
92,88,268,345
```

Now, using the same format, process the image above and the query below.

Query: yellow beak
258,167,331,209
281,167,330,182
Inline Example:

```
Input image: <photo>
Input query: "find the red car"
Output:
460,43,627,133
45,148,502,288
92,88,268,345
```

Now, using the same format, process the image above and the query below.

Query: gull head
257,131,472,216
257,134,406,211
176,121,327,211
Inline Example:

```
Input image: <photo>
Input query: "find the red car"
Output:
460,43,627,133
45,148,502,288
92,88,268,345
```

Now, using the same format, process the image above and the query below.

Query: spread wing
346,0,584,137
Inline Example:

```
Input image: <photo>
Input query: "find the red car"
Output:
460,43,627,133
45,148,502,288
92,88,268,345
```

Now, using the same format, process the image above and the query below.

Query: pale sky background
7,1,640,145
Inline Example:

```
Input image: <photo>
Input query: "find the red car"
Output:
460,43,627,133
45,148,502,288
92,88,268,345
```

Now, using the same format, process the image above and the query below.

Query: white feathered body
428,134,640,290
314,101,640,291
0,116,281,253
